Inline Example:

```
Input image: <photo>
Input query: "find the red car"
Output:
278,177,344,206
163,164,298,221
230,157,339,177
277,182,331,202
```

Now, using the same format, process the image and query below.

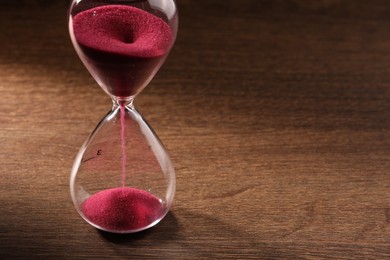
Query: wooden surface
1,0,390,258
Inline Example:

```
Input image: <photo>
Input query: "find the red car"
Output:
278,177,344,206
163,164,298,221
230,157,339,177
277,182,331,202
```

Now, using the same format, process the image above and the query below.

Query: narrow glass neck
112,98,134,109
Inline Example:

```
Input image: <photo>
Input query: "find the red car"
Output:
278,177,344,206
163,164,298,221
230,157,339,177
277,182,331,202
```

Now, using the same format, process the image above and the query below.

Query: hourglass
68,0,178,233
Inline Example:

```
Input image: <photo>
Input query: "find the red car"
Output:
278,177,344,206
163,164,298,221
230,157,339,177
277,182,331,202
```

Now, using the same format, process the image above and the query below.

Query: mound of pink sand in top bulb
82,187,164,232
72,5,173,58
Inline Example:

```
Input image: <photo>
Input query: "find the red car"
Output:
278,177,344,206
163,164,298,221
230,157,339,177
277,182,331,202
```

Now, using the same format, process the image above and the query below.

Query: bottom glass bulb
70,101,175,233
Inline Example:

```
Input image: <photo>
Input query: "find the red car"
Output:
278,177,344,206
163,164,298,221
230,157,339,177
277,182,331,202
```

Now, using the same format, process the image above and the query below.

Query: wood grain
0,0,389,258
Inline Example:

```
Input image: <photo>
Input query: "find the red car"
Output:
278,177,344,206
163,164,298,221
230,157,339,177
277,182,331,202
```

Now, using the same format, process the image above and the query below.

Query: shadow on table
97,209,304,259
97,211,179,243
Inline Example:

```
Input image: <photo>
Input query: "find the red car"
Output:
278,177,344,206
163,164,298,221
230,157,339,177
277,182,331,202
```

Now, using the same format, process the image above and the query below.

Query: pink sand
120,104,126,187
73,5,172,58
82,187,164,231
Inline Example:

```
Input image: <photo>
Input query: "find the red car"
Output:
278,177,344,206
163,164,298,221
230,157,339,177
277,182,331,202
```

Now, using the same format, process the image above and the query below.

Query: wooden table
1,0,389,258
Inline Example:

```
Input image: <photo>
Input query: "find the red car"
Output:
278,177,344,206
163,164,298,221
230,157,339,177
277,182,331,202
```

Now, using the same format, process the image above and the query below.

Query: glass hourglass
68,0,178,233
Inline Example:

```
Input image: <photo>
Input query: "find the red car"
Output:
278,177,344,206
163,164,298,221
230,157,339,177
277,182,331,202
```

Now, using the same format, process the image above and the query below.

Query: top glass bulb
68,0,178,101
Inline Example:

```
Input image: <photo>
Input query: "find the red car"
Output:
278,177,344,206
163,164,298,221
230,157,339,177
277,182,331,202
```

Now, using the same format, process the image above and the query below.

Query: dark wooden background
1,0,390,258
